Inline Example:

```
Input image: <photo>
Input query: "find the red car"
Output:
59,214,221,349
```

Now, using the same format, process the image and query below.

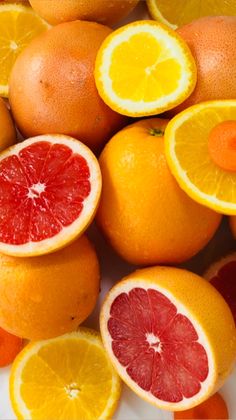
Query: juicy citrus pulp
10,328,121,420
95,20,197,117
165,100,236,215
146,0,236,29
0,3,49,97
100,266,236,411
0,135,101,256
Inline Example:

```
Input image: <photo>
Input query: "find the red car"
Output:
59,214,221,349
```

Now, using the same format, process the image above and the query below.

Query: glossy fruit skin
0,327,23,367
173,16,236,113
96,118,222,265
28,0,139,26
0,235,100,340
0,97,16,151
9,21,127,152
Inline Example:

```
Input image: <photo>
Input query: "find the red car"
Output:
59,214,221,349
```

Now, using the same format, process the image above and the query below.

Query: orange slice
95,20,197,117
165,100,236,215
10,328,121,420
100,266,236,411
0,135,101,256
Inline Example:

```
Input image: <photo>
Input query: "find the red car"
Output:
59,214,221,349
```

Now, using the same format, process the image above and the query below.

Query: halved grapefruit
100,266,236,411
205,253,236,325
0,135,101,256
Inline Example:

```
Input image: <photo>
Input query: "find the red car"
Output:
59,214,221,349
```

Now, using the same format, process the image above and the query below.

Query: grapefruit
0,134,101,257
173,16,236,113
96,118,222,265
100,266,236,411
28,0,139,26
0,97,16,151
0,236,100,340
9,20,127,152
0,326,23,367
205,253,236,324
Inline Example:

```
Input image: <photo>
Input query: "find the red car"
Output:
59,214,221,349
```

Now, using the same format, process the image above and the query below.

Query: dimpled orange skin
0,97,16,151
0,235,100,340
96,118,222,266
173,16,236,114
9,21,127,152
29,0,139,26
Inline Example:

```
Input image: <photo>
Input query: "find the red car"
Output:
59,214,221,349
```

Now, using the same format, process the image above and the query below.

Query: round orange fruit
173,16,236,113
28,0,139,26
0,97,16,151
96,118,222,265
0,235,100,340
9,20,127,152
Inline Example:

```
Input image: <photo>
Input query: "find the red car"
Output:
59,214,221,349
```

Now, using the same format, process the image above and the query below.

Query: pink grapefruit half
0,134,101,256
100,266,236,411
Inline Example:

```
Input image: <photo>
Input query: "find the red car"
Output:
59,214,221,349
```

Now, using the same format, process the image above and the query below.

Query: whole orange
9,21,126,151
29,0,139,26
0,98,16,151
96,118,222,265
173,16,236,113
0,235,100,340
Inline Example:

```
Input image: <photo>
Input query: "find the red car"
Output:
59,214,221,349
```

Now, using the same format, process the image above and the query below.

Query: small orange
96,118,222,265
0,326,23,367
174,393,228,419
0,97,16,151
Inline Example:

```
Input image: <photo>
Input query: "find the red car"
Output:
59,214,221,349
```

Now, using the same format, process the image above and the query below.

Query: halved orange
165,100,236,215
95,20,197,117
0,135,101,256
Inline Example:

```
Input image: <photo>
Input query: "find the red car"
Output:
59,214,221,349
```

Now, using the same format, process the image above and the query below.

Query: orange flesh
174,392,228,419
208,120,236,171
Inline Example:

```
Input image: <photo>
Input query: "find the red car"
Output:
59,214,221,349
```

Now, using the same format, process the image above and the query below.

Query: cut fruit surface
205,253,236,325
146,0,236,29
0,135,101,256
10,328,121,420
100,266,236,411
0,3,49,97
95,20,197,117
165,100,236,215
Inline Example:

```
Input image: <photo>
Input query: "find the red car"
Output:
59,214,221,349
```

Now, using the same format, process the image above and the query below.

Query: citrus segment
0,135,101,256
100,266,236,411
10,328,121,420
165,100,236,214
147,0,236,29
95,21,197,117
0,3,49,97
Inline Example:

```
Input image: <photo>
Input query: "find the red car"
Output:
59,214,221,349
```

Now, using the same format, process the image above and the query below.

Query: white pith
0,135,102,256
96,22,195,114
100,278,216,411
204,252,236,280
165,100,236,214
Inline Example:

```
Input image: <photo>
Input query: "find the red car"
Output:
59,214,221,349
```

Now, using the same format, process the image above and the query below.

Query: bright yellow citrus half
10,328,121,420
165,100,236,215
95,20,197,117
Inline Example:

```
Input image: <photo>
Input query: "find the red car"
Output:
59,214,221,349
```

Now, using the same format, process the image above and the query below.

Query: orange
174,393,228,419
0,326,23,367
0,235,100,340
96,118,222,265
9,21,127,152
0,97,16,151
172,16,236,114
100,266,236,411
28,0,139,26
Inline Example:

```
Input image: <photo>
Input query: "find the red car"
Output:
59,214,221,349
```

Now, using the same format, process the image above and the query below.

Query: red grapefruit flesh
205,253,236,324
0,135,101,256
108,288,208,403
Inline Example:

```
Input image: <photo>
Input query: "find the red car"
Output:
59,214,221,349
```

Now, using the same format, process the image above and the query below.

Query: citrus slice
10,328,121,420
165,100,236,215
205,253,236,325
146,0,236,29
95,20,197,117
0,135,101,256
0,3,49,97
100,266,236,411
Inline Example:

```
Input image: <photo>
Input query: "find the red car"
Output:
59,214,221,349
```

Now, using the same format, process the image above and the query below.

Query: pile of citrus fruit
0,0,236,419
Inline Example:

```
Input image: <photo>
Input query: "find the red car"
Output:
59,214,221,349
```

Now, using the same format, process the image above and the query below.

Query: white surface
1,2,236,419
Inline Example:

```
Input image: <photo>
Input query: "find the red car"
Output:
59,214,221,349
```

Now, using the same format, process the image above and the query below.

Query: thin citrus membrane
0,135,101,256
95,20,197,117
